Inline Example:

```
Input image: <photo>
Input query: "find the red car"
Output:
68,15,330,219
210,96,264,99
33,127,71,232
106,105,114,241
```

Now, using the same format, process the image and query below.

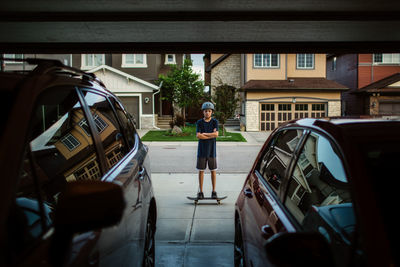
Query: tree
157,59,205,124
212,83,240,136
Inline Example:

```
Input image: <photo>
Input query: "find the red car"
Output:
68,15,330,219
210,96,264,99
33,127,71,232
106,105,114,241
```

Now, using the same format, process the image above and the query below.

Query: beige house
207,54,348,131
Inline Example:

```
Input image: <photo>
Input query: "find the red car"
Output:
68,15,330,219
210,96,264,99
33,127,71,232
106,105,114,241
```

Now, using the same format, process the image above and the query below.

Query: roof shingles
241,78,348,91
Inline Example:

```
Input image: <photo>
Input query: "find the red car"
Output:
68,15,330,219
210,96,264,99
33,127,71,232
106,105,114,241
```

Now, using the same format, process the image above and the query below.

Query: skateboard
187,195,227,205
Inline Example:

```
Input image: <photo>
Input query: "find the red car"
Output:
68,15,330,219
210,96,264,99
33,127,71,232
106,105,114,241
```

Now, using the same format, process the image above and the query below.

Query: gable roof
87,64,159,90
205,54,231,72
241,78,348,91
358,73,400,93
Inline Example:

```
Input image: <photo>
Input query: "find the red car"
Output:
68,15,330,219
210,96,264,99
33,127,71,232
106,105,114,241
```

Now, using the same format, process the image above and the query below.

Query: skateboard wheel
217,200,221,205
195,200,198,204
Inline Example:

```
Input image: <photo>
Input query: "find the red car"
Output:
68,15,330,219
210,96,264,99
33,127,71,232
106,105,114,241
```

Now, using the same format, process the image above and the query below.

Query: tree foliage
157,59,205,123
212,83,240,135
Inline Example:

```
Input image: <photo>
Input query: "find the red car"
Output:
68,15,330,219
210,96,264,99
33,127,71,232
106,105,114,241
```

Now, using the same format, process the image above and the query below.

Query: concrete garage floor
152,173,247,267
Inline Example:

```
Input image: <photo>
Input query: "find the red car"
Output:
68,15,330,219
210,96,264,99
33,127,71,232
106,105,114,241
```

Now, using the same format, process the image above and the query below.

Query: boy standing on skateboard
196,102,219,199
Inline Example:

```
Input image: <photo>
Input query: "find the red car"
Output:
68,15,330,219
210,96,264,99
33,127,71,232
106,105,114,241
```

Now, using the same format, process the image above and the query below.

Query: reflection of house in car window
73,159,101,181
61,133,80,151
78,114,108,136
93,114,108,133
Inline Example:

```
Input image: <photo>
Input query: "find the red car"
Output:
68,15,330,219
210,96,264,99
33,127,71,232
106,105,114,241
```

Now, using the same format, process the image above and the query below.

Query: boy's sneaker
211,191,218,199
197,192,204,199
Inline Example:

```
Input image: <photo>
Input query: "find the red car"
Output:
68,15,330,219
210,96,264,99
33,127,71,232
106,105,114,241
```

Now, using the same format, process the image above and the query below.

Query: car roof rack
0,57,105,87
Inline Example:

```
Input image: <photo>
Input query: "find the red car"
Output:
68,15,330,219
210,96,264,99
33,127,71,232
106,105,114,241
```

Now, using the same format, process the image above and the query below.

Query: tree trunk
182,107,186,127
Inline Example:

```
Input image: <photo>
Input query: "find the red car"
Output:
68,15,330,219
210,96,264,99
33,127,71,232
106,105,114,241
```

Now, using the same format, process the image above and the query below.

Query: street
146,143,263,173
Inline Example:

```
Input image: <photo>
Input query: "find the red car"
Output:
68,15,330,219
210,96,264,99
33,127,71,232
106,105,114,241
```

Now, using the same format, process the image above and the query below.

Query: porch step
157,116,173,129
224,118,240,127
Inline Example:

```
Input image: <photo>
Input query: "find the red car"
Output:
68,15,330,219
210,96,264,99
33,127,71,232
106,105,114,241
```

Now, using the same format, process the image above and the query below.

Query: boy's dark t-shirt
196,118,219,158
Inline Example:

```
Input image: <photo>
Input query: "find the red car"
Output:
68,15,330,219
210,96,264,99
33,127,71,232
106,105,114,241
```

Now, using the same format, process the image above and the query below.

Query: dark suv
235,118,399,267
0,59,156,266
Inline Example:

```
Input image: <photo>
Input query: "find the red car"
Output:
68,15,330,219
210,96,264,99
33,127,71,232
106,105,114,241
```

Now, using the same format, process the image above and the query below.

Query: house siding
327,54,361,115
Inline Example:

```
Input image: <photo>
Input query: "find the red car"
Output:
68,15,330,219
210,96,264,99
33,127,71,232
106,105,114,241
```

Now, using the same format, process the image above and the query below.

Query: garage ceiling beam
0,0,399,53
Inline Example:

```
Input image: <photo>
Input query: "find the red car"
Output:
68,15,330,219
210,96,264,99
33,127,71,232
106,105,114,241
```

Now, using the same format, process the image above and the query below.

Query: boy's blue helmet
201,102,215,110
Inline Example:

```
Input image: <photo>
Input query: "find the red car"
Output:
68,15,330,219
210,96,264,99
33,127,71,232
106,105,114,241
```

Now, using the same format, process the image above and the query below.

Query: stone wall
140,115,157,129
211,54,241,91
327,101,341,117
245,101,259,131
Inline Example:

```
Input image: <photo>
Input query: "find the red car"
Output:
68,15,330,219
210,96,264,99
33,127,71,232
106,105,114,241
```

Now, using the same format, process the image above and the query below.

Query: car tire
142,210,155,267
234,217,246,267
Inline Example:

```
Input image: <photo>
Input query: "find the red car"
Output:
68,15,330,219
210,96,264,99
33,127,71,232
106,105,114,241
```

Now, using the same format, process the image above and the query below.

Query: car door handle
138,166,145,180
243,188,253,198
261,224,274,239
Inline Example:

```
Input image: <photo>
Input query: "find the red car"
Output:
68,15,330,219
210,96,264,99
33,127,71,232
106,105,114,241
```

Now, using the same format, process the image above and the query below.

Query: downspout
152,81,163,129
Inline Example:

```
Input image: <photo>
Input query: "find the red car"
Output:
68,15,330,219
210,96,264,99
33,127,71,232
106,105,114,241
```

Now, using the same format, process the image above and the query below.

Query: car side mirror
51,180,125,265
265,232,334,267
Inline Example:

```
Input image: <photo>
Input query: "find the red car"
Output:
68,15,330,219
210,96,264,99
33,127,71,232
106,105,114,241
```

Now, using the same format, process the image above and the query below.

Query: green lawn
141,125,246,142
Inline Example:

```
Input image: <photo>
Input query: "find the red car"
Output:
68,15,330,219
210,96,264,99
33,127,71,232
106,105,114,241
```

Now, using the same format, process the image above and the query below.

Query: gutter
152,81,162,129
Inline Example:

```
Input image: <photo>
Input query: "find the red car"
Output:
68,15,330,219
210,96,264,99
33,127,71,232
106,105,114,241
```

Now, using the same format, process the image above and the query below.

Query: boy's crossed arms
196,128,219,140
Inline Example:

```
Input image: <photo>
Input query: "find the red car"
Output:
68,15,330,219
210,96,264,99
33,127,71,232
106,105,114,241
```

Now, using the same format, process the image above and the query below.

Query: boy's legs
211,170,216,192
198,170,204,193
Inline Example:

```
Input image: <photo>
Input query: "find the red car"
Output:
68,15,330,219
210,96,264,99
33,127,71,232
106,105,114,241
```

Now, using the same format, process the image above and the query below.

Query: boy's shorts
197,157,217,171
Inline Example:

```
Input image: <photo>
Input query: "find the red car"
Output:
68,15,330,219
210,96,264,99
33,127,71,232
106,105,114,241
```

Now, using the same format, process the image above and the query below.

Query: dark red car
235,118,399,267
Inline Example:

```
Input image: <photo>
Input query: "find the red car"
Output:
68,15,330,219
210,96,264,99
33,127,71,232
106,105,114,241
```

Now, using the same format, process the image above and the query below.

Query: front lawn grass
141,125,246,142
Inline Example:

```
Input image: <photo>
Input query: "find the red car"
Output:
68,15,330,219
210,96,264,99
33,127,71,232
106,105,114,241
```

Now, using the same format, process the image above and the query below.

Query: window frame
81,54,105,70
121,54,148,68
373,53,400,64
296,54,315,69
253,53,280,68
164,54,176,64
61,133,81,151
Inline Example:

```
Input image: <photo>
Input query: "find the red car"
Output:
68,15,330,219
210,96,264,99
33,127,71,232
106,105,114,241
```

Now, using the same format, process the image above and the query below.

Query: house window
3,54,24,63
61,133,80,151
297,54,314,69
78,114,108,135
93,114,108,133
254,54,279,68
165,54,176,64
373,53,400,64
332,57,337,71
122,54,147,67
78,119,91,136
81,54,105,69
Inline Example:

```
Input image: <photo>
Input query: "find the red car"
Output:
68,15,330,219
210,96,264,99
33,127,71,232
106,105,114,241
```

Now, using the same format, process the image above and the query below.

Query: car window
81,91,129,171
258,129,303,194
284,132,352,224
109,97,137,150
7,87,99,264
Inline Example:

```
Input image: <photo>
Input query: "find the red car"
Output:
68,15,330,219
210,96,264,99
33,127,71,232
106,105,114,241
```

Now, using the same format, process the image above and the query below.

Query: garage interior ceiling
0,0,400,53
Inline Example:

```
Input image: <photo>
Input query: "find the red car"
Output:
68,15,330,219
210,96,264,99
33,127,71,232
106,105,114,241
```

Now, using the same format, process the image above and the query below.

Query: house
327,54,400,116
2,53,188,128
207,53,348,131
